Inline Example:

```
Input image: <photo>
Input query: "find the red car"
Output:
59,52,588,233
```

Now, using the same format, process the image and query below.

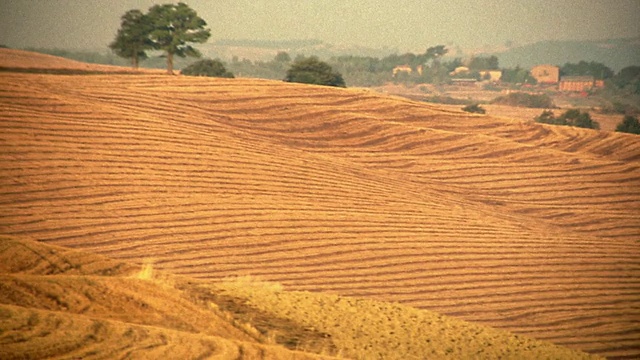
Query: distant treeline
16,45,640,99
212,39,323,49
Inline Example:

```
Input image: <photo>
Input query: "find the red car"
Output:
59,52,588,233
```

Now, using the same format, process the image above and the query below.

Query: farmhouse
392,65,412,76
531,64,560,84
450,66,501,82
479,70,502,82
558,75,603,92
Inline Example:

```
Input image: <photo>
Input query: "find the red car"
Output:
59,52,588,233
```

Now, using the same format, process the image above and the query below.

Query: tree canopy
468,56,499,71
181,59,234,78
109,9,154,69
560,61,613,80
147,3,211,74
284,56,346,87
110,2,210,74
611,66,640,95
615,115,640,135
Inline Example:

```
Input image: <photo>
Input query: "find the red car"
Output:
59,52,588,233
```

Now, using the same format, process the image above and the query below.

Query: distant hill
483,37,640,71
201,38,398,62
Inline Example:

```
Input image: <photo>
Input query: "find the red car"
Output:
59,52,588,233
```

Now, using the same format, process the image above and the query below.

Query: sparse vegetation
181,59,234,78
491,92,555,108
420,95,473,105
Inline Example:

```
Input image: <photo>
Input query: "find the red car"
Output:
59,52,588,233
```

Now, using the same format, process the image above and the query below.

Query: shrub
615,115,640,134
420,96,471,105
491,92,554,108
284,56,346,87
181,59,234,78
535,109,600,129
462,104,486,114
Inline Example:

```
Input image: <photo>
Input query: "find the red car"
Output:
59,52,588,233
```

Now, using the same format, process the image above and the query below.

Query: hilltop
0,49,639,358
0,47,164,74
482,37,640,72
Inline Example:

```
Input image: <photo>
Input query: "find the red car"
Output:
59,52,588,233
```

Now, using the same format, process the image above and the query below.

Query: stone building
531,64,560,84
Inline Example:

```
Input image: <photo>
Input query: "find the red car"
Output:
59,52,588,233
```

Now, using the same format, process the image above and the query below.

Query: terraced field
1,51,639,358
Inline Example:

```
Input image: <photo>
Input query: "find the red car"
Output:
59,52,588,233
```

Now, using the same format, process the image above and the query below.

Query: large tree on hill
147,2,211,74
109,9,154,69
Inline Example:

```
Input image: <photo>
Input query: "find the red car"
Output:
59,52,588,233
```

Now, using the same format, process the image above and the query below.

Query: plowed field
1,56,639,358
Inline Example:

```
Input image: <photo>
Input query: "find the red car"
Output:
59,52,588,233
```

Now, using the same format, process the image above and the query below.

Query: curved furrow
1,73,639,358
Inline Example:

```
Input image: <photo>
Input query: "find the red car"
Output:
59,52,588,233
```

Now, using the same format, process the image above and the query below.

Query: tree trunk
166,52,174,75
132,56,139,69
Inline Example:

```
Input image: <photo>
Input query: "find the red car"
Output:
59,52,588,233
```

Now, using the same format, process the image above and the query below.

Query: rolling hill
0,49,639,358
0,235,601,359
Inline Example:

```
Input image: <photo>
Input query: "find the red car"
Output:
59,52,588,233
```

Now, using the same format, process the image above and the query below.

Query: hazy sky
1,0,639,52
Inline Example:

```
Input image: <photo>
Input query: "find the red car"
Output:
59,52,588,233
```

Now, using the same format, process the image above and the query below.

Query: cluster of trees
182,53,345,87
535,109,600,129
534,109,640,135
110,2,210,74
328,46,454,86
111,3,345,87
560,60,614,79
327,51,542,87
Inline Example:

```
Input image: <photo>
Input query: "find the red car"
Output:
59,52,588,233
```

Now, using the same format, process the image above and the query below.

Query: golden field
0,236,602,359
0,49,639,358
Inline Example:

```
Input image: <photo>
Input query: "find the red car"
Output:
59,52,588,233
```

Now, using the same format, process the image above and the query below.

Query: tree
274,51,291,63
615,115,640,135
611,66,640,95
501,66,536,84
284,56,346,87
109,9,154,69
181,59,234,78
424,45,448,60
468,56,499,71
147,2,211,74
